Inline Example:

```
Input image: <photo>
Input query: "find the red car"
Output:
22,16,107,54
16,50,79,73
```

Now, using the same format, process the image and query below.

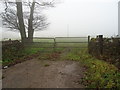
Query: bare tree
16,0,27,43
1,0,55,43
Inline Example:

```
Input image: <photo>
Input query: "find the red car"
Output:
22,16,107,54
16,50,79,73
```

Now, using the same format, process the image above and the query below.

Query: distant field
33,38,54,43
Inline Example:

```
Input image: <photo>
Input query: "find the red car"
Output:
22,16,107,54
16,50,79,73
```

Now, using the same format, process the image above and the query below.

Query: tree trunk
16,0,27,44
28,1,35,43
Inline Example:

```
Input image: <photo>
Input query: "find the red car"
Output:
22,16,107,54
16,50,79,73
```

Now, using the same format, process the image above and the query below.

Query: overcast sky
1,0,120,40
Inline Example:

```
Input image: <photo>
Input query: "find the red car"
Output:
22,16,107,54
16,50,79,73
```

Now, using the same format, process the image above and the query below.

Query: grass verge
2,47,64,67
63,48,120,88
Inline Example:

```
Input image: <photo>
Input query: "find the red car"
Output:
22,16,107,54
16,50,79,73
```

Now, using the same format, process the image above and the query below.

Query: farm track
2,49,85,88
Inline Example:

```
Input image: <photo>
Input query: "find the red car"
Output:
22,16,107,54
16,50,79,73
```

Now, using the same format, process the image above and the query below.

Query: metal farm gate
26,37,89,49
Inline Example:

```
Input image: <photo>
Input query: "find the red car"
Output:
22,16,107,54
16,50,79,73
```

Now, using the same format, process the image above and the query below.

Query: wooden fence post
98,35,103,55
88,35,90,43
88,35,90,53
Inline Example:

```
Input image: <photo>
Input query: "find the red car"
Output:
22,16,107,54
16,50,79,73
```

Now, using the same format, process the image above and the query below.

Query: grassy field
2,37,88,66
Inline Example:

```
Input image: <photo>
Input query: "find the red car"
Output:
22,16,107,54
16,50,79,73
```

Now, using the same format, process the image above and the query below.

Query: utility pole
118,1,120,36
67,24,69,37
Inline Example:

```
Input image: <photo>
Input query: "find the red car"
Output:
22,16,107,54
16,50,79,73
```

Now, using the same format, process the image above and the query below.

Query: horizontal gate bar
55,37,88,38
24,46,87,48
55,42,88,43
31,42,88,44
34,37,55,39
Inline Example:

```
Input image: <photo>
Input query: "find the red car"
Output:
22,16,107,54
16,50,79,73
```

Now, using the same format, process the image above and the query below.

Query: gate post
88,35,90,53
54,38,56,52
88,35,90,43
